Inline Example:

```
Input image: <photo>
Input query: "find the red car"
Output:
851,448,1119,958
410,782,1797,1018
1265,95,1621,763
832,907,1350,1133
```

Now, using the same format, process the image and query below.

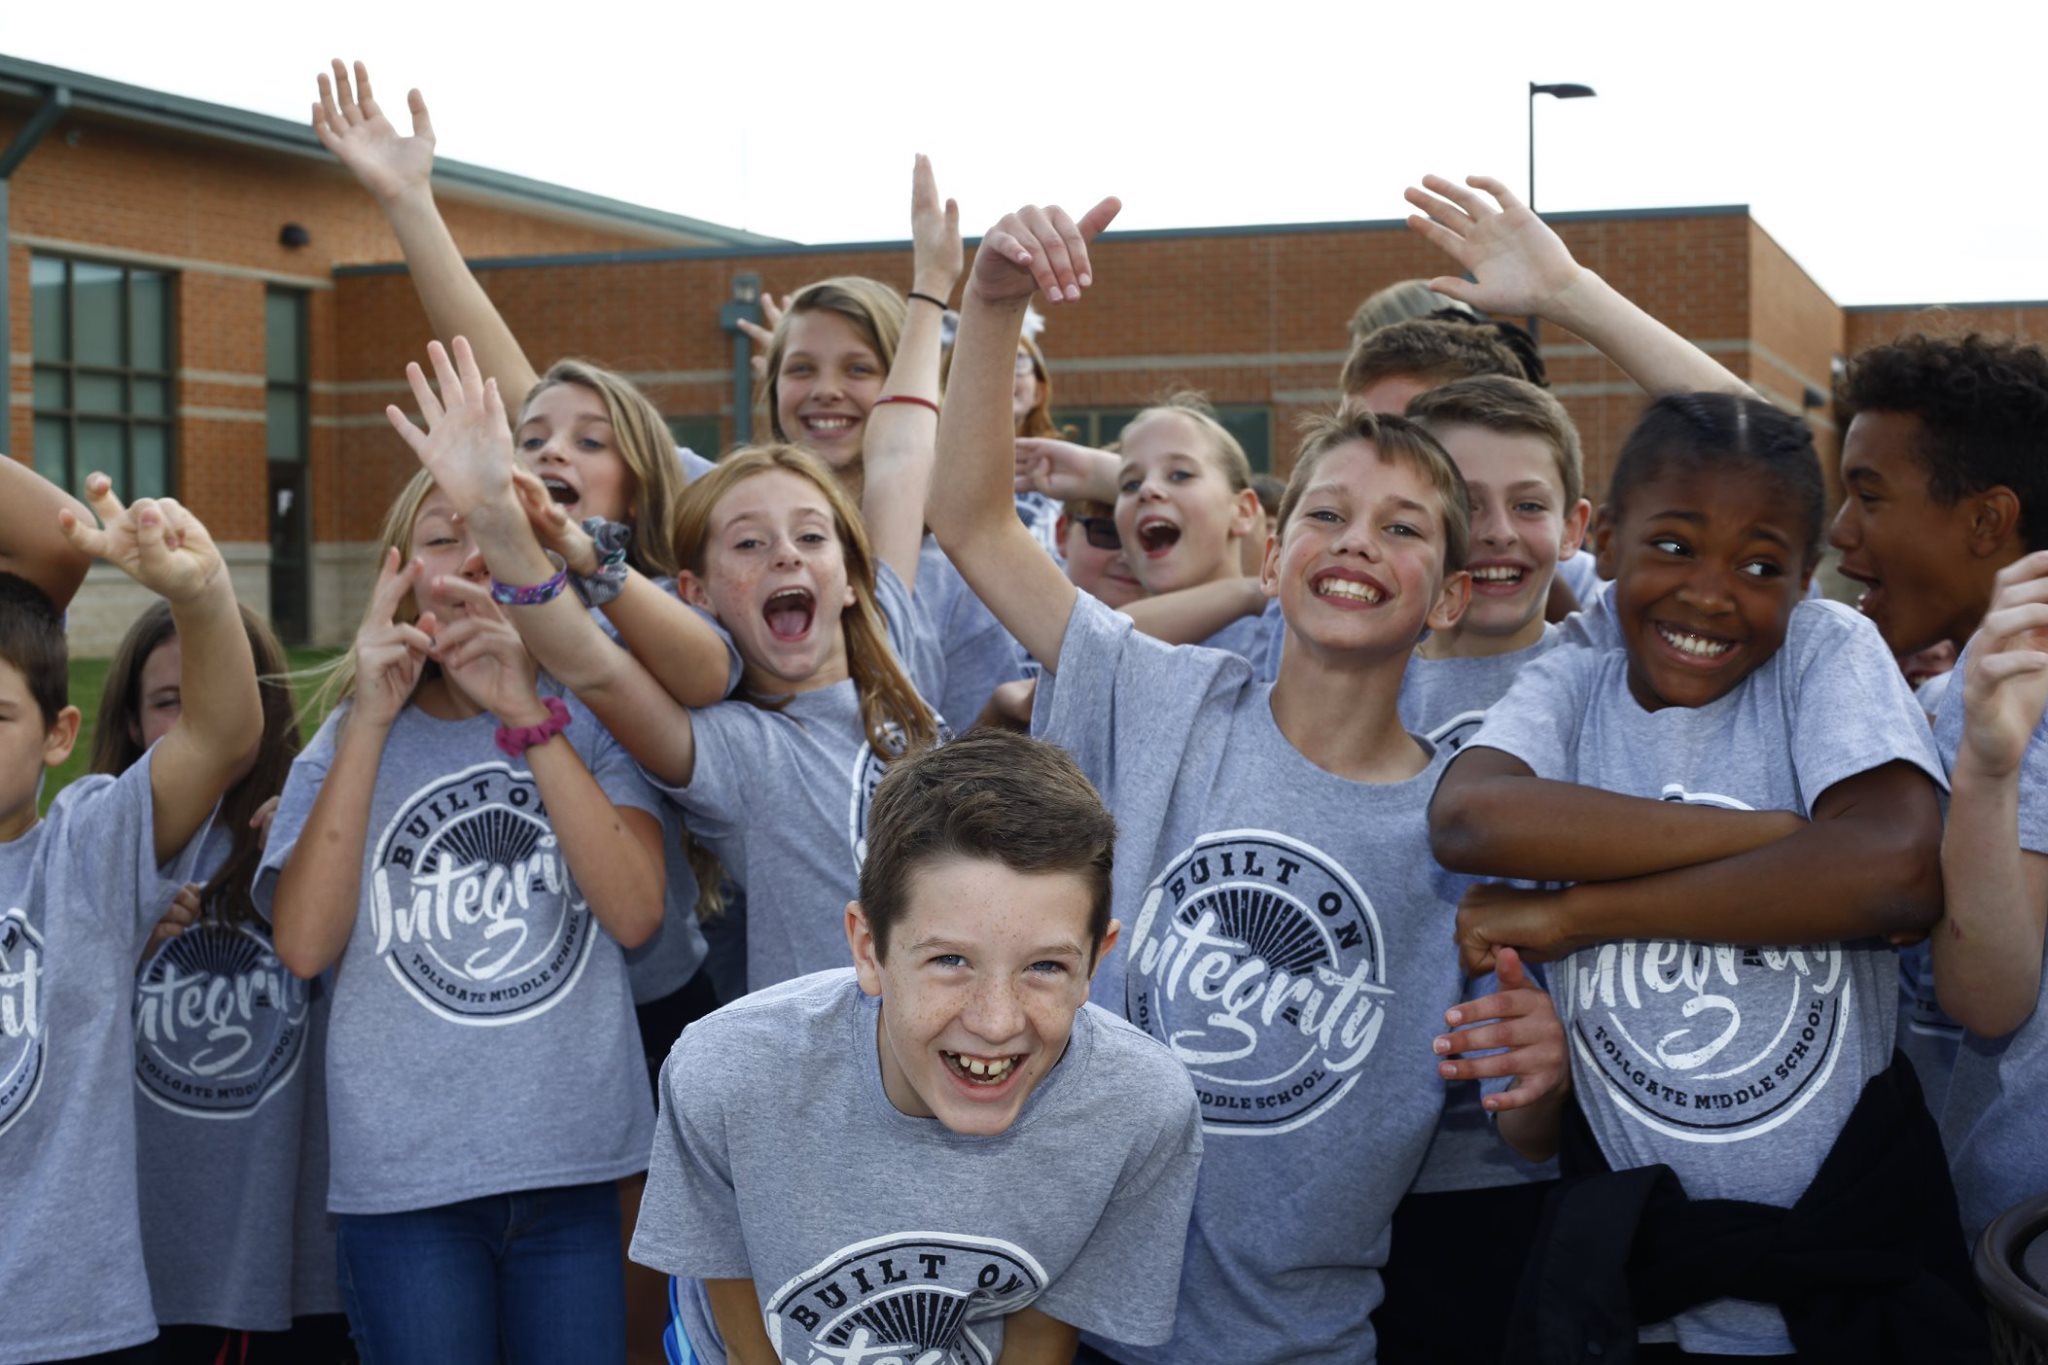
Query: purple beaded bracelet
489,551,569,607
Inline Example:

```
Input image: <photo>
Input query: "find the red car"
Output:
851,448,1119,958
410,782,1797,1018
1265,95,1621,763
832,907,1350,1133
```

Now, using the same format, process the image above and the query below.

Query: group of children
2,56,2046,1365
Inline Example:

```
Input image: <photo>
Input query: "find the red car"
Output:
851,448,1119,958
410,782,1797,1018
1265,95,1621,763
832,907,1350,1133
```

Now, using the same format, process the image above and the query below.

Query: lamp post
1528,81,1596,214
1526,82,1595,340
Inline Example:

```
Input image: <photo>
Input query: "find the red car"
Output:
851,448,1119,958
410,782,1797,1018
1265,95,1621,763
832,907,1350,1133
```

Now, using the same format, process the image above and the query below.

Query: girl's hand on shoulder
1405,174,1585,319
1454,880,1571,976
59,475,226,605
385,337,515,516
968,197,1122,308
1959,549,2048,779
352,549,437,729
428,577,544,723
1434,947,1569,1112
511,468,600,576
312,60,435,206
909,154,963,301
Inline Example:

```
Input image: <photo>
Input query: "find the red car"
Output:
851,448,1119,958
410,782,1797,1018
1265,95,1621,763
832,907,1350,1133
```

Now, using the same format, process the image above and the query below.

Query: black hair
1607,393,1825,565
0,572,67,729
1840,333,2048,551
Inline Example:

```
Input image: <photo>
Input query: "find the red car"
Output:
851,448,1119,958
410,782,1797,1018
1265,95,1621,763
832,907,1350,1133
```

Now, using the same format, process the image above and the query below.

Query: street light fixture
1528,81,1596,215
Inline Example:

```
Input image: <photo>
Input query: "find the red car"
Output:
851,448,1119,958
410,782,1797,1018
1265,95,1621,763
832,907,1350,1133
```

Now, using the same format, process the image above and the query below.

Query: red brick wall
2,103,718,541
1845,303,2048,353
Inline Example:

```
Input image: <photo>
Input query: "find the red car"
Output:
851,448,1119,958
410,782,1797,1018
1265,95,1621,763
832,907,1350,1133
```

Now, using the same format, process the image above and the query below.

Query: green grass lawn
43,646,344,811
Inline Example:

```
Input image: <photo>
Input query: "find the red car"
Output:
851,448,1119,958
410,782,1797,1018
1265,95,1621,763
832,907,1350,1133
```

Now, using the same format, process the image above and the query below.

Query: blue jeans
335,1182,626,1365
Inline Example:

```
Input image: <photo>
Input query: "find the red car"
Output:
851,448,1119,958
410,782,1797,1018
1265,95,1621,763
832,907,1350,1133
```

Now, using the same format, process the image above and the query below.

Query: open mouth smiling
764,587,817,642
1135,517,1182,556
941,1050,1023,1086
1312,570,1387,606
1655,622,1737,662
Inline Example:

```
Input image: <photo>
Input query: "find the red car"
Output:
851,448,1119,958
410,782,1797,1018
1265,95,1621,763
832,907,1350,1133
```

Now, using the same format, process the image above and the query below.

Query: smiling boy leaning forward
629,729,1203,1365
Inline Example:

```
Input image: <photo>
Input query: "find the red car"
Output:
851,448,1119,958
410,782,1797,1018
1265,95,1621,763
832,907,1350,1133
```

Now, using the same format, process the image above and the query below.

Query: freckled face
849,856,1114,1137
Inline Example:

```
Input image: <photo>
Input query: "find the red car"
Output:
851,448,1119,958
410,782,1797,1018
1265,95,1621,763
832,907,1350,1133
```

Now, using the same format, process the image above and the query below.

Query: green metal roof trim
0,53,785,248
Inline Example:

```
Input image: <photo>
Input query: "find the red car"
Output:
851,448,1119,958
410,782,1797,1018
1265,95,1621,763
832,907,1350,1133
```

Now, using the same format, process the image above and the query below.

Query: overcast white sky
4,0,2040,306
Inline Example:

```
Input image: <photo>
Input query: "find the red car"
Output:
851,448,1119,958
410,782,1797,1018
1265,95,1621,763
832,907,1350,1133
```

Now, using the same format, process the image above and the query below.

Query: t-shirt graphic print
134,918,310,1116
367,760,595,1022
0,907,46,1134
1127,829,1389,1136
764,1232,1047,1365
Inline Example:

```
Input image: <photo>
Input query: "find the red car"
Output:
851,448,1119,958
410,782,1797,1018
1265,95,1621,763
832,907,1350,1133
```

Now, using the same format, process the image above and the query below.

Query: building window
666,416,724,462
30,256,175,499
1051,404,1274,472
265,290,308,462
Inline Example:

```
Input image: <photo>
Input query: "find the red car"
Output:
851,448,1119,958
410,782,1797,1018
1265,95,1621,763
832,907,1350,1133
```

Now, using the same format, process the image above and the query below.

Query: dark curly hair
1840,333,2048,550
1608,393,1825,566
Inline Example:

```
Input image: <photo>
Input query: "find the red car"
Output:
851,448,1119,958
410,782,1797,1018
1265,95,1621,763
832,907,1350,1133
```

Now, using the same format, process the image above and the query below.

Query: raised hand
1454,880,1571,976
313,60,435,206
1404,174,1584,318
385,337,515,516
427,577,547,724
1433,947,1569,1113
139,883,203,969
967,197,1122,308
1014,437,1121,502
59,474,225,605
737,291,795,386
910,154,963,302
1958,549,2048,780
352,549,436,728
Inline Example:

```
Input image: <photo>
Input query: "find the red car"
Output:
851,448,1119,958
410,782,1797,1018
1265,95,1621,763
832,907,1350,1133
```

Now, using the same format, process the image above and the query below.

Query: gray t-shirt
631,970,1202,1363
1467,599,1944,1356
1555,549,1602,605
655,564,944,994
1035,594,1468,1365
2,753,205,1363
1196,596,1284,684
255,692,659,1214
918,536,1026,735
1398,625,1563,756
134,826,337,1329
1396,629,1567,1195
1933,649,2048,1239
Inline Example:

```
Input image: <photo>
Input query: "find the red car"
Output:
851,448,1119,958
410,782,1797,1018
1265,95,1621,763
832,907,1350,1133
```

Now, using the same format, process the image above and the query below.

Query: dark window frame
29,255,177,499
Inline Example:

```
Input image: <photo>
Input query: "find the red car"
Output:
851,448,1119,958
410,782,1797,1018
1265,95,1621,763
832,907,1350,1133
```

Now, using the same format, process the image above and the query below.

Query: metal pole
1526,83,1539,343
720,271,763,451
0,87,70,457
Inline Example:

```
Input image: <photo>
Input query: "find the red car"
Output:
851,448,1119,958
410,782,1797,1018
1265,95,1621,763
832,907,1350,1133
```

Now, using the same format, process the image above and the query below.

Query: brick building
10,56,2048,649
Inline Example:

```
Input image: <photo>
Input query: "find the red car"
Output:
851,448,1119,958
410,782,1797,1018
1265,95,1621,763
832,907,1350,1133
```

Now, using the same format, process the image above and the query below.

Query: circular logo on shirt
0,908,46,1136
849,717,950,867
1555,785,1854,1143
1425,710,1488,754
134,920,310,1117
368,762,595,1025
765,1233,1047,1365
1127,830,1389,1136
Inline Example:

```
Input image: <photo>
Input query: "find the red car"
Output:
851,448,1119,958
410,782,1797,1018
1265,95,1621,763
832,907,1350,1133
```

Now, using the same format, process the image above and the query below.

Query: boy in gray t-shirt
633,733,1202,1363
0,480,264,1364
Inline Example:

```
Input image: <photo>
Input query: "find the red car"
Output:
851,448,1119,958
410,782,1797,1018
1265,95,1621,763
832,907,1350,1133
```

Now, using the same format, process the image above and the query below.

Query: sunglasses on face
1075,517,1121,551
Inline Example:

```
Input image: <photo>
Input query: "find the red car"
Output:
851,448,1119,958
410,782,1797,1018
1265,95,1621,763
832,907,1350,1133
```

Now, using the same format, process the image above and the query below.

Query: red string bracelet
872,395,940,416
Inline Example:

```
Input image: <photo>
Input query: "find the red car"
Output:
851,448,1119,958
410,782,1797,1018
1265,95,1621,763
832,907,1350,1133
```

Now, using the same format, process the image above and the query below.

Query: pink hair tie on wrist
871,394,940,416
495,695,572,758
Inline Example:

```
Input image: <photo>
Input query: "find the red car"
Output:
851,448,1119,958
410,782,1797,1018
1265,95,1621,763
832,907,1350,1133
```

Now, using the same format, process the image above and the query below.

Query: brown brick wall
1845,303,2048,353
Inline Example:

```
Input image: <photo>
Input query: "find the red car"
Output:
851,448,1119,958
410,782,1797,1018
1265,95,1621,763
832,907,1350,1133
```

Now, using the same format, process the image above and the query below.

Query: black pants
1376,1180,1558,1365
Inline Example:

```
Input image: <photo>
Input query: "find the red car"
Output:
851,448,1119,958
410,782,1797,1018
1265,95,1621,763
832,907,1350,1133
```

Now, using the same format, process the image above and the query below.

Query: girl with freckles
926,195,1569,1365
259,468,671,1364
